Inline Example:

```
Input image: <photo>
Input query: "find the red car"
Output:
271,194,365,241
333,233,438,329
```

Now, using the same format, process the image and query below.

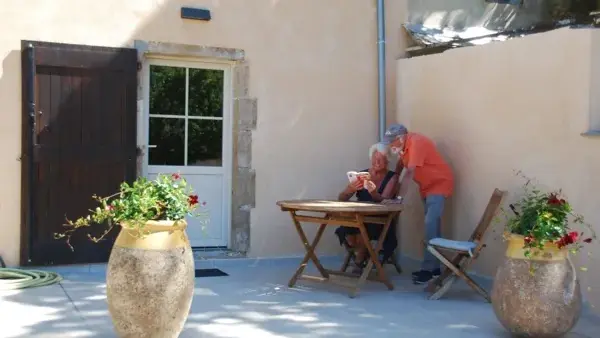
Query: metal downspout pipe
376,0,386,141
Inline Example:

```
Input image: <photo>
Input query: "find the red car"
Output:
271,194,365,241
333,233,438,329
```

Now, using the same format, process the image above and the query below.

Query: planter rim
120,219,188,233
506,233,567,261
115,220,189,250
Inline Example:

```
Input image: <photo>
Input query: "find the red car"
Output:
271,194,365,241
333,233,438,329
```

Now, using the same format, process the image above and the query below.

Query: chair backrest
469,189,506,248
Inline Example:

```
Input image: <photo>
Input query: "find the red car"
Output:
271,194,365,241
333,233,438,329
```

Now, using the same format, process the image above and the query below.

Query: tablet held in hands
347,171,371,189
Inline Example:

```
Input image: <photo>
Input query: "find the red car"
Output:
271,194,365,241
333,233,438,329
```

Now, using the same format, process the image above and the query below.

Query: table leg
288,211,330,288
349,213,395,297
340,249,353,272
349,259,373,298
369,213,396,289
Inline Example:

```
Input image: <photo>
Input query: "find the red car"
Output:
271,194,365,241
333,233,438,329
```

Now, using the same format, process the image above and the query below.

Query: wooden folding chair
425,188,505,302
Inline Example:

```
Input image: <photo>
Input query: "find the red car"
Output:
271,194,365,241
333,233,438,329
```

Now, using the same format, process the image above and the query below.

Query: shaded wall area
396,27,600,306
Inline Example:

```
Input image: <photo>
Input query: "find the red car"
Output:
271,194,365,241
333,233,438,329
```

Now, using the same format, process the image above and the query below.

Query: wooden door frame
19,40,138,266
139,56,234,248
134,41,257,254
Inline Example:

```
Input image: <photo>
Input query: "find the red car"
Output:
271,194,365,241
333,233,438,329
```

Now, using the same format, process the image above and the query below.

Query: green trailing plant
499,171,595,259
55,173,209,250
546,0,599,24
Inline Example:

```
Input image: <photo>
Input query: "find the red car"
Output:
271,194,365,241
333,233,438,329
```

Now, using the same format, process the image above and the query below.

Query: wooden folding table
276,199,403,298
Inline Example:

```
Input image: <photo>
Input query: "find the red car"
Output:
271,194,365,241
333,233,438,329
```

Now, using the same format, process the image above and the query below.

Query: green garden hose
0,256,63,290
0,268,63,290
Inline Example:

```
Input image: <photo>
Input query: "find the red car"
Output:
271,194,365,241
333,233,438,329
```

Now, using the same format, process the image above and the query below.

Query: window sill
581,130,600,138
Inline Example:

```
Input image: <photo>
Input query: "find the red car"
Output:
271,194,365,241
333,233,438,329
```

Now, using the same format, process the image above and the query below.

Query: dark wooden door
20,41,137,266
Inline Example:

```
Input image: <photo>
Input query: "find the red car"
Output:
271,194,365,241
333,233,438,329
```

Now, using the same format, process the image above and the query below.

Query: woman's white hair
368,142,390,160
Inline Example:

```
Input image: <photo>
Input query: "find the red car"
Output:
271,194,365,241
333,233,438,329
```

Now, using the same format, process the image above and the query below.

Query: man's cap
382,124,408,145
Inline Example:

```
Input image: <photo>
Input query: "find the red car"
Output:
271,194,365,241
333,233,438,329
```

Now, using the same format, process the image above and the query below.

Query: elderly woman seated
335,143,400,271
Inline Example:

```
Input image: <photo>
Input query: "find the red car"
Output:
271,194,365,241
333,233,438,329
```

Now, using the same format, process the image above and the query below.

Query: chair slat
470,188,506,243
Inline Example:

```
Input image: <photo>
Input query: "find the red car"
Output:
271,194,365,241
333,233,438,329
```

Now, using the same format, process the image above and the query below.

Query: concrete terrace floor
1,256,599,338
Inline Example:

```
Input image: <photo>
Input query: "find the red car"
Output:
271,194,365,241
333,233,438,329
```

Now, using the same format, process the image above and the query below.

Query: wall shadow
4,260,576,337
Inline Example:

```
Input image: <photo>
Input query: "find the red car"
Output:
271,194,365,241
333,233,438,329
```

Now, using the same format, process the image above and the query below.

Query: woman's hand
364,180,377,193
339,180,362,201
348,180,363,192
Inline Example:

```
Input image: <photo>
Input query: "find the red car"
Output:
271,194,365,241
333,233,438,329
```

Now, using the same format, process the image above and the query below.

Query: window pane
149,65,185,116
188,68,224,117
187,119,222,166
148,118,185,166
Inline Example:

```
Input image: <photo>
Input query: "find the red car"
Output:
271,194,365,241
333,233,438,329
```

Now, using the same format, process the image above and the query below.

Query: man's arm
367,173,400,202
394,160,404,175
381,167,413,204
397,167,415,199
390,139,424,202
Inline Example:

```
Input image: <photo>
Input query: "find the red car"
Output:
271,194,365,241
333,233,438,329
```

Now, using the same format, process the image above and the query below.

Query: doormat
195,268,228,278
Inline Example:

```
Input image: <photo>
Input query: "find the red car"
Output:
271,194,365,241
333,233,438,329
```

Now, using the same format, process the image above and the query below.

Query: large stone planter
491,234,582,338
107,220,195,338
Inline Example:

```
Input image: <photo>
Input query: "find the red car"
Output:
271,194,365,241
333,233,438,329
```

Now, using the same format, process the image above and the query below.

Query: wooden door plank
35,46,135,70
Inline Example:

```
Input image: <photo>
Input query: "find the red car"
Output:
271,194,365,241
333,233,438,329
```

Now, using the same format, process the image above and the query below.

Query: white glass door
142,59,232,247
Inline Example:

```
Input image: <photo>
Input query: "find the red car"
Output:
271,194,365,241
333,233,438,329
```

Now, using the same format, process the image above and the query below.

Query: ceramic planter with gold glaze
106,220,194,338
491,234,582,337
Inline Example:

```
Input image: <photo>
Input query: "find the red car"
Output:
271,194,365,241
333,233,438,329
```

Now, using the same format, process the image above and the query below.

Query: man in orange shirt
383,124,454,285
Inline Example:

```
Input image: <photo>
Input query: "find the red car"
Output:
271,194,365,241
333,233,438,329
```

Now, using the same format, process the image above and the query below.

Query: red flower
172,173,181,180
524,236,533,244
569,231,578,242
556,231,579,249
548,194,564,206
188,195,199,206
105,205,114,211
584,238,593,243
